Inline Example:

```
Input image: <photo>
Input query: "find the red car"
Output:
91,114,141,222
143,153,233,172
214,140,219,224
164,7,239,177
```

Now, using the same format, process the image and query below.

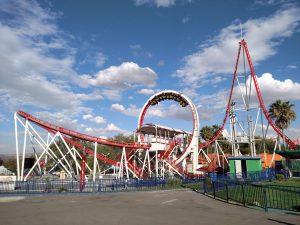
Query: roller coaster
14,39,298,182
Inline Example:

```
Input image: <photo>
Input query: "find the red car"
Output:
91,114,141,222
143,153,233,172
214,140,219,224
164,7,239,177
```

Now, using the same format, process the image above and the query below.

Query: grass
180,182,204,190
208,179,300,211
263,178,300,187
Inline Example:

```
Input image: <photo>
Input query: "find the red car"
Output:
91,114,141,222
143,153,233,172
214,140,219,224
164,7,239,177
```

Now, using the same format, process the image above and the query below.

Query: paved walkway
0,190,299,225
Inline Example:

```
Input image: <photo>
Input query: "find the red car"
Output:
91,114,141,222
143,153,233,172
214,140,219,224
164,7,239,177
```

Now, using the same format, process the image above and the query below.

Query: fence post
241,184,245,206
213,181,215,199
225,182,229,203
26,181,29,193
263,187,268,212
203,178,206,194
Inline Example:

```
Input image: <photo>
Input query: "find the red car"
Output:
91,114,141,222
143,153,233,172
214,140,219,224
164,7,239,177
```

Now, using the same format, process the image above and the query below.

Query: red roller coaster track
198,39,297,151
16,39,297,180
17,110,150,178
17,111,150,150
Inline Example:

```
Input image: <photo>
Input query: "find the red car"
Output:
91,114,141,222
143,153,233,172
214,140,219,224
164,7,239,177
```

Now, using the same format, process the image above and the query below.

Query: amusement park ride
14,39,298,181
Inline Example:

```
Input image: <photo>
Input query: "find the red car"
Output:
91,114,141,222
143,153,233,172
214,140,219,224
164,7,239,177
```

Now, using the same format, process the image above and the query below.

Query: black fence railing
202,179,300,212
0,170,299,212
0,178,202,194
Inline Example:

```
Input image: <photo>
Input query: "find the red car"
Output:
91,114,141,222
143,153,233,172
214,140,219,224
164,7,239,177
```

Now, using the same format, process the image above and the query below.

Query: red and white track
137,90,200,172
15,111,149,180
197,39,297,151
14,39,298,181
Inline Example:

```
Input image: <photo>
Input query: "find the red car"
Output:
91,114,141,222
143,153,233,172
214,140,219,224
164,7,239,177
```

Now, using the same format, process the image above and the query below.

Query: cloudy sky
0,0,300,153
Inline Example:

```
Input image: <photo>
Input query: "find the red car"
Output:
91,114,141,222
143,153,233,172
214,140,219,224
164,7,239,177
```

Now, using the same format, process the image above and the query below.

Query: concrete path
0,190,299,225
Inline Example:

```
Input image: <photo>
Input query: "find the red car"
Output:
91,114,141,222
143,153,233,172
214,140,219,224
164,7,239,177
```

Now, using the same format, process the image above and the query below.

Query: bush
58,187,68,192
275,174,284,181
167,178,182,187
205,177,212,189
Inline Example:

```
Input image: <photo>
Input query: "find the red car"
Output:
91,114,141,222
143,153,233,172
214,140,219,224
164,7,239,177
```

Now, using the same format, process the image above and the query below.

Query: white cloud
129,44,153,59
138,88,156,95
198,90,229,109
93,116,106,124
134,0,175,7
129,44,142,50
82,114,106,124
157,59,165,67
197,107,217,121
193,73,300,122
35,111,80,130
80,62,157,89
95,52,107,68
111,103,195,121
134,0,192,7
80,52,107,68
175,5,300,87
83,114,93,120
287,65,298,69
102,89,122,101
182,16,190,24
106,123,123,132
251,73,300,104
1,0,58,37
85,123,127,135
0,0,101,114
149,104,192,121
75,93,103,101
0,113,9,123
230,73,300,109
111,104,141,117
123,105,141,117
111,104,125,112
285,127,300,140
254,0,288,6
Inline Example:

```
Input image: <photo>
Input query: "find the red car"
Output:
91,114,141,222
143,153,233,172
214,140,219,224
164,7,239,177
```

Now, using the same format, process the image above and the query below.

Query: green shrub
205,177,212,189
275,174,284,181
58,187,68,192
167,178,182,187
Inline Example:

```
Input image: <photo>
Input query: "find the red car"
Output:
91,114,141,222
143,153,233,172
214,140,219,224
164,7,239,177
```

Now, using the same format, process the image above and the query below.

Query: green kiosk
228,156,262,176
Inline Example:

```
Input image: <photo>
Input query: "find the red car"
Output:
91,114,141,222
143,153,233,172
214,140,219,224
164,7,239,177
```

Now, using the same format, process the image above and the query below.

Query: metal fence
0,178,201,194
203,179,300,212
0,170,299,212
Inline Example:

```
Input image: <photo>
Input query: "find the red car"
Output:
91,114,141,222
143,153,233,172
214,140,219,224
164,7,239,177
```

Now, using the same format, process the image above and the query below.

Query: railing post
226,182,229,203
263,186,268,212
241,183,245,206
213,181,215,199
26,181,29,193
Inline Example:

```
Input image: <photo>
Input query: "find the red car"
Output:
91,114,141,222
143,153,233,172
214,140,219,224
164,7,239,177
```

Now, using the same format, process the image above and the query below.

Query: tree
110,134,134,143
200,125,231,153
200,125,220,141
3,159,17,173
268,100,296,148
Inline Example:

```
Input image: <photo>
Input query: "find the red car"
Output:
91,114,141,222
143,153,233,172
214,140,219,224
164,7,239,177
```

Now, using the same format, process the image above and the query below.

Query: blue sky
0,0,300,153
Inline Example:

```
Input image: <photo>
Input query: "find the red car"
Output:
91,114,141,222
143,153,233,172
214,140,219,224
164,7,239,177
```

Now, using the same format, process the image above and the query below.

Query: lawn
264,178,300,187
207,179,300,211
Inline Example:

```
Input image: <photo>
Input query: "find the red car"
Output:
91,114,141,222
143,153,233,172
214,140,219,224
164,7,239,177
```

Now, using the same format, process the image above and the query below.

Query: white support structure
117,147,129,179
199,148,211,164
141,149,151,177
93,142,98,181
20,119,28,181
14,114,91,181
14,113,20,180
269,139,278,168
48,133,73,173
137,90,200,176
155,150,158,178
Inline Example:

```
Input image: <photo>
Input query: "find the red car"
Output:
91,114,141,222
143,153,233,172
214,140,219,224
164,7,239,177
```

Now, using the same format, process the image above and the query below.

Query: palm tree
268,100,296,148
